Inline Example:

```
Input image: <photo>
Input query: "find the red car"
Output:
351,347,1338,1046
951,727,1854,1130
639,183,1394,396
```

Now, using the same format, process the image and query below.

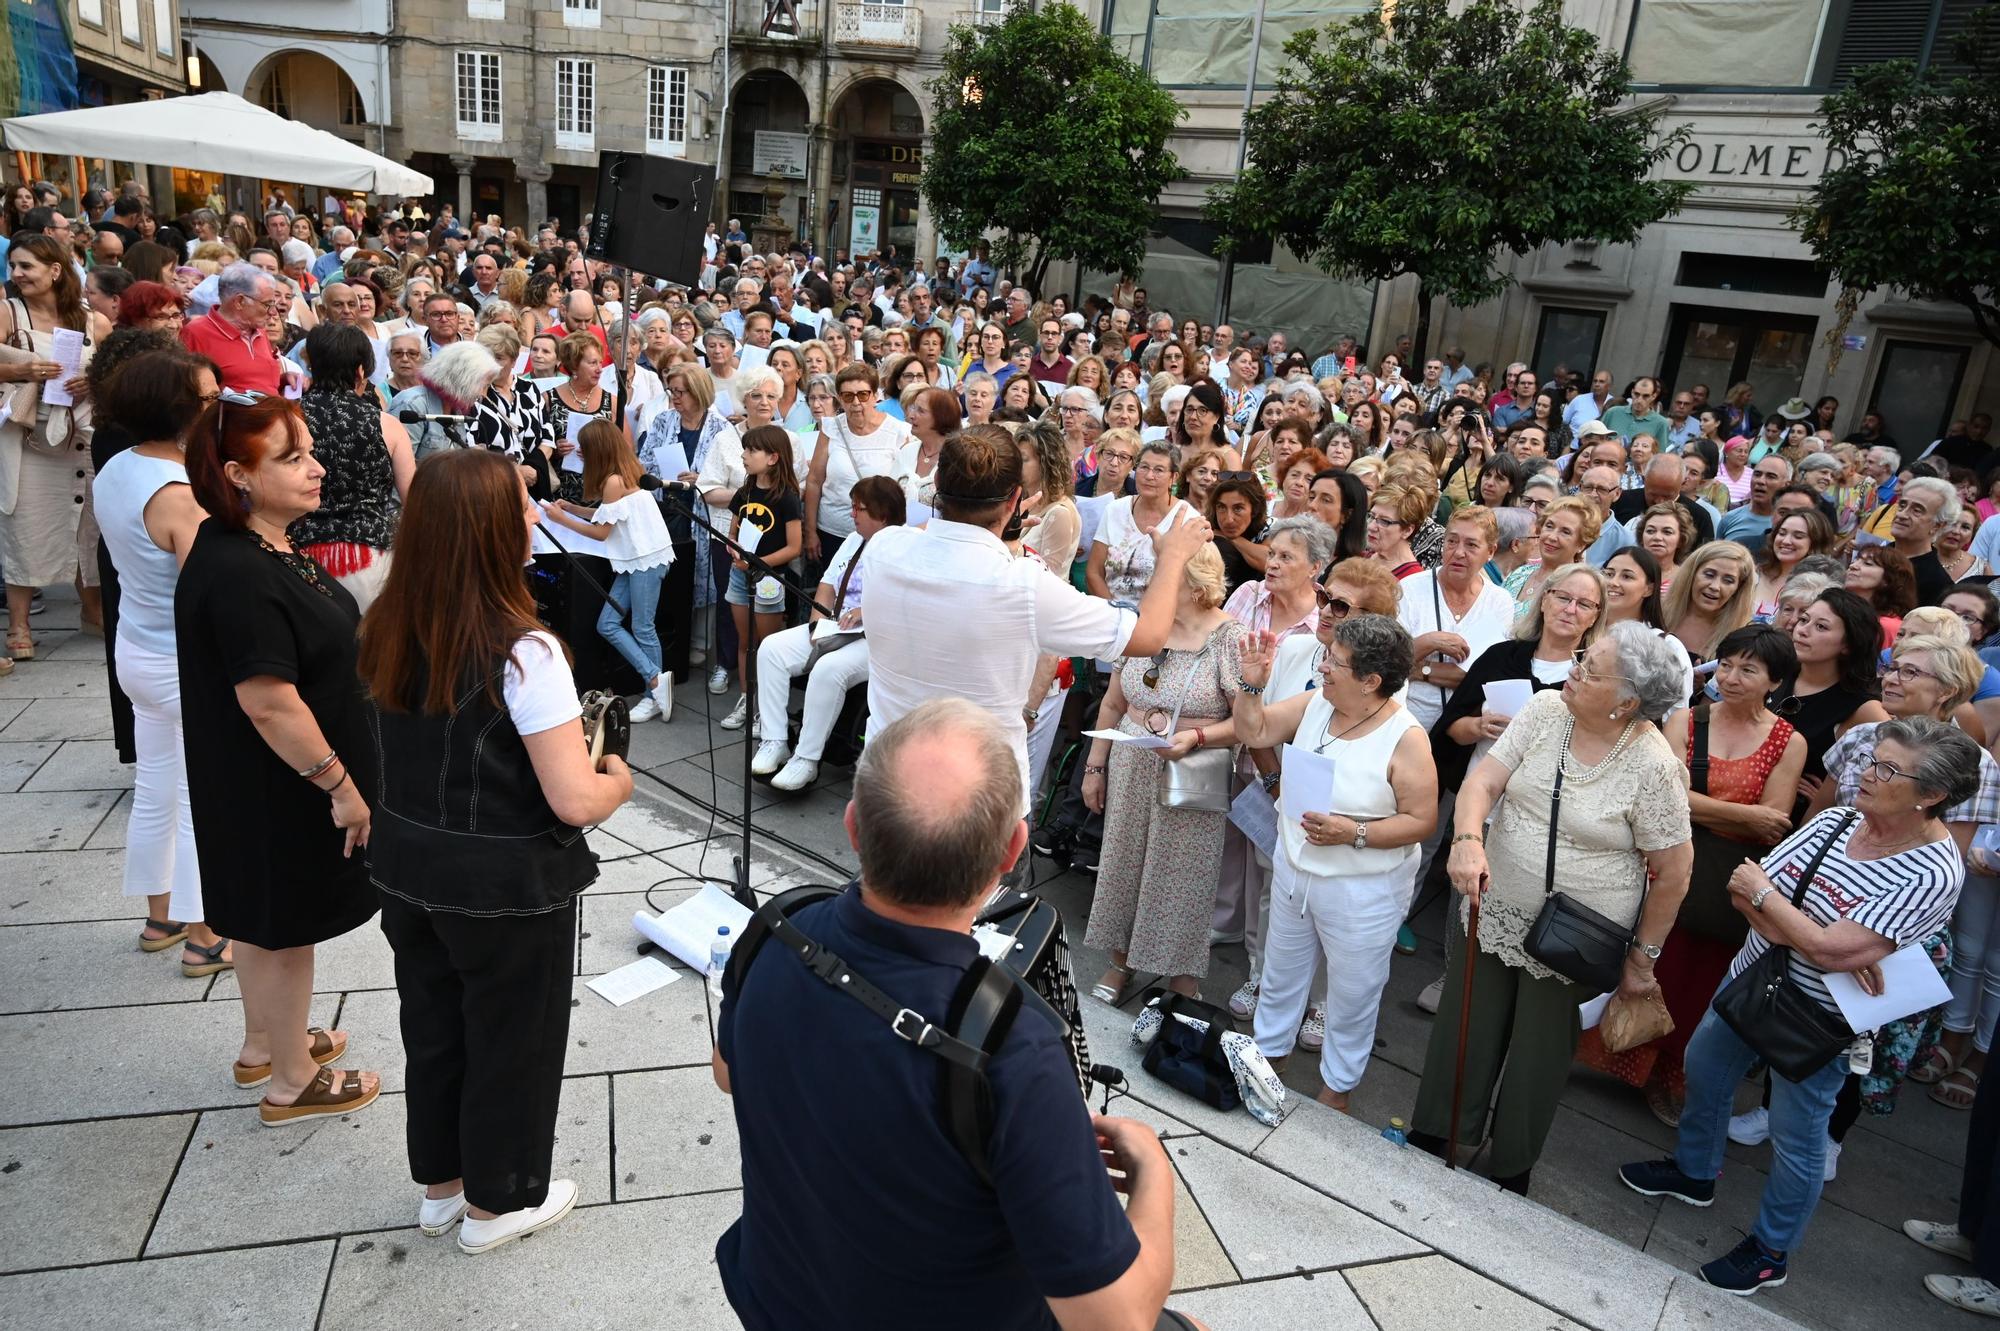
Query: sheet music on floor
633,882,753,973
586,955,680,1007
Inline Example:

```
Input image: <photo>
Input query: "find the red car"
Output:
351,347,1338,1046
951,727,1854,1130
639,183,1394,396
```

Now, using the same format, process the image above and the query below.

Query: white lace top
1464,689,1692,980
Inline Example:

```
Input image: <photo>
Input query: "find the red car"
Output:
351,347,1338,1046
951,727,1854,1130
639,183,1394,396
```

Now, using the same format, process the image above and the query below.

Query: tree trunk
1025,242,1053,299
1411,283,1435,367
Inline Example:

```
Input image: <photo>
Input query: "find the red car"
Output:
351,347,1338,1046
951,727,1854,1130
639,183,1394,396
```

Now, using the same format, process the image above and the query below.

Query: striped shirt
1727,807,1963,1015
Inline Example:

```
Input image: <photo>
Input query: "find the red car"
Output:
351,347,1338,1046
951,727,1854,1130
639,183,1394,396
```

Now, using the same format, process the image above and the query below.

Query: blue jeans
1674,1005,1848,1254
598,564,666,683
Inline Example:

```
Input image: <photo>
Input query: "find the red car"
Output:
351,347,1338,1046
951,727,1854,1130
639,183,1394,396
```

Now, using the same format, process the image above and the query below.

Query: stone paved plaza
0,594,1977,1330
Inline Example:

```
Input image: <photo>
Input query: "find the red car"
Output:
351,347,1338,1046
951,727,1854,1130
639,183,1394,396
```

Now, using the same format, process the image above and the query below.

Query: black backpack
721,883,1039,1184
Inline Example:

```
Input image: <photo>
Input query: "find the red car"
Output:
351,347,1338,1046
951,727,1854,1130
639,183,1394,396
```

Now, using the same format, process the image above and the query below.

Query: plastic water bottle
1380,1117,1409,1148
708,925,732,1003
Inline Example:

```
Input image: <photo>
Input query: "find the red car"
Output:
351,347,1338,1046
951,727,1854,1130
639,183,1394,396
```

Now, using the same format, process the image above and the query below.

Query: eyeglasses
1887,660,1940,684
1099,450,1137,465
1366,513,1407,529
838,390,875,405
1578,482,1620,497
1863,757,1916,783
1546,590,1602,614
1568,649,1627,683
1523,497,1550,512
1313,585,1355,618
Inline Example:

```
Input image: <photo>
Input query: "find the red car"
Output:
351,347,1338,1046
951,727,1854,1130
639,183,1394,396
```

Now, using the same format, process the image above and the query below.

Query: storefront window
1626,0,1831,89
1108,0,1372,88
1871,340,1968,450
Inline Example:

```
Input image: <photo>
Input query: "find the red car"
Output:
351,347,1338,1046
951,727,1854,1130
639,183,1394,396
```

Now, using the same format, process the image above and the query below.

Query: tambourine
579,690,630,771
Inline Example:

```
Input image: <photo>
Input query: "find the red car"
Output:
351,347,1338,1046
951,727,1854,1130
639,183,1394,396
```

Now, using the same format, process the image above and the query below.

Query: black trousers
658,539,697,682
379,894,577,1215
1961,1054,2000,1283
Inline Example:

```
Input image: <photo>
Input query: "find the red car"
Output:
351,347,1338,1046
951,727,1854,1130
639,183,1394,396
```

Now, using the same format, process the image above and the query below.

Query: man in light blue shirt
1440,346,1474,390
1600,376,1672,446
1564,368,1616,436
1716,456,1794,546
721,277,761,342
1663,388,1701,451
1492,369,1538,429
1576,463,1636,565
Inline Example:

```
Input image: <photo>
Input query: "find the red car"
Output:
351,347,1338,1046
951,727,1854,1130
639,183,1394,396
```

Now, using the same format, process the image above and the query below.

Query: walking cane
1445,878,1483,1171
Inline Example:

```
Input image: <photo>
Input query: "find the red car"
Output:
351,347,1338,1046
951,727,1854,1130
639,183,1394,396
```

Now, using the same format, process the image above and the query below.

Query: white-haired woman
1232,614,1438,1110
1623,715,1976,1296
1082,544,1243,1002
639,362,739,683
387,339,501,464
1412,622,1694,1195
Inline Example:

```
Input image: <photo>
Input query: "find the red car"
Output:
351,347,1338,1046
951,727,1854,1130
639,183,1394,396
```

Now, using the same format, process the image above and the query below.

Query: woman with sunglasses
1625,714,1974,1295
1418,622,1692,1195
1231,613,1438,1111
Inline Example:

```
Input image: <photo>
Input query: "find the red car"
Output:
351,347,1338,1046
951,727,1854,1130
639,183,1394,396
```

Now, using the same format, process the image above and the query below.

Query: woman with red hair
116,279,188,332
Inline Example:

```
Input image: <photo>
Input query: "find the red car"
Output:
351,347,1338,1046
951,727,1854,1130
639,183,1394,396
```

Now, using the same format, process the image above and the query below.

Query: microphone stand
654,483,825,911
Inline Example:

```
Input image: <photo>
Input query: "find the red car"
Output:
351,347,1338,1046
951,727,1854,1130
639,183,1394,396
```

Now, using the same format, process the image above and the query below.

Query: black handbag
1139,990,1241,1111
1523,733,1646,993
1681,707,1763,944
1710,811,1858,1081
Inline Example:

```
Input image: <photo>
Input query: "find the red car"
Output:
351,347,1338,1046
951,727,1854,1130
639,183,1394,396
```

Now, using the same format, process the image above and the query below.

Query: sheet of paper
38,328,83,407
531,519,614,560
1823,945,1952,1030
1083,727,1172,750
1228,780,1279,859
513,348,531,376
1483,678,1533,719
631,883,754,974
598,365,619,393
1280,743,1337,818
585,955,680,1007
971,923,1015,964
1579,992,1612,1030
649,439,690,480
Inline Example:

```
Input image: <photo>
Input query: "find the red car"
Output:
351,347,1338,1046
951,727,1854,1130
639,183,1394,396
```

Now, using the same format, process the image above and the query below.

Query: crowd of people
7,175,2000,1321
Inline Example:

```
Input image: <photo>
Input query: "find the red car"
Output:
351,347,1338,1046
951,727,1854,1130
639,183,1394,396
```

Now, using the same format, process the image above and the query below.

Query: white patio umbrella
1,91,432,196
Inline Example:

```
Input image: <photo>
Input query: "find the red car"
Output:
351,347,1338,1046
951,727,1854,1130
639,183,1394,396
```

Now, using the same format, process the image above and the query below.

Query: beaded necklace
1557,712,1638,782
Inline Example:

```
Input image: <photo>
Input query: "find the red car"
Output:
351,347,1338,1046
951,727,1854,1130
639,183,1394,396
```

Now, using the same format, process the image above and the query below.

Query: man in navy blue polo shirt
714,699,1204,1331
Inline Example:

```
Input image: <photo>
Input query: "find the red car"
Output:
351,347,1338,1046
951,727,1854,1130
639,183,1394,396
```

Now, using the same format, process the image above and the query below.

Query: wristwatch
1421,664,1433,679
1751,885,1775,913
1632,940,1663,960
1352,821,1369,850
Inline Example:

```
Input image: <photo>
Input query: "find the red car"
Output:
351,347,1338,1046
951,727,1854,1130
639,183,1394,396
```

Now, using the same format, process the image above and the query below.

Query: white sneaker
418,1190,469,1236
1822,1137,1842,1181
707,666,730,695
1924,1274,2000,1318
649,674,675,722
1228,979,1259,1019
719,695,749,730
771,756,819,792
627,696,660,723
1297,1006,1326,1051
1208,928,1246,946
1727,1107,1771,1146
1906,1218,1978,1261
457,1179,579,1255
689,647,707,666
1417,975,1444,1015
751,740,791,777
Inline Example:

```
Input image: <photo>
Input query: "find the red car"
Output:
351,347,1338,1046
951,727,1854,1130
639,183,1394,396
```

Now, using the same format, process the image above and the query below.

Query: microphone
397,409,476,425
637,473,664,491
1088,1064,1126,1091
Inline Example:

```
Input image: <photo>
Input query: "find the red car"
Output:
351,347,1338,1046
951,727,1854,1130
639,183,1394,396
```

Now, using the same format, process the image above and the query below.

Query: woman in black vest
357,449,632,1255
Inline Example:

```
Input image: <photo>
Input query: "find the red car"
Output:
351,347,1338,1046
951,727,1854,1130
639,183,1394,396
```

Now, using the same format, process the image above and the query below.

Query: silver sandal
1089,963,1137,1005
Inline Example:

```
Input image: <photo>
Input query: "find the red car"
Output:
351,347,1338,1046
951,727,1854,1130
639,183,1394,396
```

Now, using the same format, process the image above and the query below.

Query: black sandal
182,937,233,978
140,919,188,953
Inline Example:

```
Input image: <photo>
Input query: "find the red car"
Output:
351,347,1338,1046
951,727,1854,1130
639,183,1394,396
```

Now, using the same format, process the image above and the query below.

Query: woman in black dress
358,449,632,1253
1779,587,1890,812
178,392,381,1126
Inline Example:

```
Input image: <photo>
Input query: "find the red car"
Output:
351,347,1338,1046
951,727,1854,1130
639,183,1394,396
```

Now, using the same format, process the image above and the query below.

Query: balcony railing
833,1,921,50
736,0,821,43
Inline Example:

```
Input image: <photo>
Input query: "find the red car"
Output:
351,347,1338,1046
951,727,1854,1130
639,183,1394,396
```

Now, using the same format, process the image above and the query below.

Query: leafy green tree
1793,8,2000,351
923,2,1184,295
1207,0,1690,361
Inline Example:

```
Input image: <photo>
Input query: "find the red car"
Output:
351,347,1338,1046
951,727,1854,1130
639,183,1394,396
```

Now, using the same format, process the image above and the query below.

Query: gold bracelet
1451,832,1484,845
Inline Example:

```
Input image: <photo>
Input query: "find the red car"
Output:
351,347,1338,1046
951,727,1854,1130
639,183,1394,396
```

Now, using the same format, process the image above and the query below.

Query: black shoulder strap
1689,704,1712,796
942,957,1024,1185
720,882,840,1003
1544,758,1566,898
1791,811,1858,910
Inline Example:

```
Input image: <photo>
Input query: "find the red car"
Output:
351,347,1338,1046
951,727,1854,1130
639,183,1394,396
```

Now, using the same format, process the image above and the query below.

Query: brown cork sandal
233,1026,348,1089
259,1066,380,1127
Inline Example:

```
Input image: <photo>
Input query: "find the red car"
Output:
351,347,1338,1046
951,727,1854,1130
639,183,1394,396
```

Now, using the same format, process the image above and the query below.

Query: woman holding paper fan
1620,715,1975,1297
359,448,631,1255
1410,622,1692,1195
1229,614,1438,1111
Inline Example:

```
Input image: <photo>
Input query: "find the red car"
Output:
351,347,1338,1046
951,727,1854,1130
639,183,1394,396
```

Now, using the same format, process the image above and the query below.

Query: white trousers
1253,850,1415,1093
1025,685,1068,807
114,638,203,923
755,624,870,762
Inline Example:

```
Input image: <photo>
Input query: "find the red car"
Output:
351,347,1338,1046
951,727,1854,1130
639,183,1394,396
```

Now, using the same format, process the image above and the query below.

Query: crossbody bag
1523,719,1648,993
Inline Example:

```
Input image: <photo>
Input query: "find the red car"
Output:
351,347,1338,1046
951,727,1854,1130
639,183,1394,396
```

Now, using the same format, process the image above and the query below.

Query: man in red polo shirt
180,262,286,395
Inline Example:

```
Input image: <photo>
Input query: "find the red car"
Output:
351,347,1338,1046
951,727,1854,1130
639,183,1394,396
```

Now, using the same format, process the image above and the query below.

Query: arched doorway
247,51,370,141
727,70,812,252
829,78,924,266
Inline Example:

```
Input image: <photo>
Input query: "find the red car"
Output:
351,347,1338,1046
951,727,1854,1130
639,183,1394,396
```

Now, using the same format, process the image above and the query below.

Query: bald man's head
848,699,1023,909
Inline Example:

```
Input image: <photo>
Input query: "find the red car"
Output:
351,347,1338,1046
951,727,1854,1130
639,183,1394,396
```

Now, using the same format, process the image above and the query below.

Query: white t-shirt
821,530,868,616
1396,571,1517,731
817,414,912,540
1093,497,1191,604
504,632,584,736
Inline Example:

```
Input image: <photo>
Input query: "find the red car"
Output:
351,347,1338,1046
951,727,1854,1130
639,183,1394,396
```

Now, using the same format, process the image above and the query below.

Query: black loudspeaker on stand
586,151,715,283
